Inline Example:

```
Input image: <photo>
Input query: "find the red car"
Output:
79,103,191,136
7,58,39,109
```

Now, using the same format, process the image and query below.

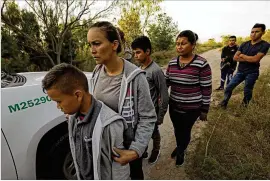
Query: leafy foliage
147,13,179,52
1,0,118,71
117,0,163,44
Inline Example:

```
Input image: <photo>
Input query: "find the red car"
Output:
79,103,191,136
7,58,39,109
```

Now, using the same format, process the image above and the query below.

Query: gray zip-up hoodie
68,99,130,180
90,59,157,157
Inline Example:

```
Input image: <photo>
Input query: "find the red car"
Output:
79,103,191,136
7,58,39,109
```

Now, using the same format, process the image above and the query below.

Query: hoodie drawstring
129,81,134,128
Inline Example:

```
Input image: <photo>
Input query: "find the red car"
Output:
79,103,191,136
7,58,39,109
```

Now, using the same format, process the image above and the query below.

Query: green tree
203,38,222,48
118,6,142,44
220,35,231,46
1,28,31,72
147,13,179,52
118,0,163,44
138,0,163,34
262,29,270,42
74,44,95,72
1,0,118,68
1,1,35,72
236,36,250,46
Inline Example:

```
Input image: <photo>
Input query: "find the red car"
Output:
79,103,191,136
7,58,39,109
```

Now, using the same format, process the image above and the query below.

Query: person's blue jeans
223,70,259,105
220,68,234,88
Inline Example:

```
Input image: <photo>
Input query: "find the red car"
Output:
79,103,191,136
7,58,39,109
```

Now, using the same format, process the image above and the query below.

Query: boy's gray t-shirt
142,61,169,122
93,67,123,113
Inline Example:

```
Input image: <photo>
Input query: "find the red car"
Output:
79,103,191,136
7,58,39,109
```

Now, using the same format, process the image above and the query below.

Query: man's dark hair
131,36,152,54
42,63,88,94
253,23,266,32
177,30,198,45
90,21,122,53
229,35,236,40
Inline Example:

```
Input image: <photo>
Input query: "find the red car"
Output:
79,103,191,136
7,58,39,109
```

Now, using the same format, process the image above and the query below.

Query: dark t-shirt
238,40,270,72
74,97,102,180
221,45,238,69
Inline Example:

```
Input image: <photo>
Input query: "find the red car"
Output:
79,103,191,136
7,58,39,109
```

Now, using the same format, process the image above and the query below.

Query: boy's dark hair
252,23,266,32
131,36,152,54
176,30,198,45
42,63,88,94
229,35,236,40
90,21,122,53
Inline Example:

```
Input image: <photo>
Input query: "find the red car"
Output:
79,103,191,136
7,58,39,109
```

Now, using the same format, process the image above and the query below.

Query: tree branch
64,0,69,29
1,0,7,15
25,0,58,53
89,0,117,22
2,14,55,66
71,0,118,29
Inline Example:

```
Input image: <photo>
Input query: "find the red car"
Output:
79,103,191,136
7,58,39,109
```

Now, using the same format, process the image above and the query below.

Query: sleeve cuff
200,106,209,113
129,144,143,158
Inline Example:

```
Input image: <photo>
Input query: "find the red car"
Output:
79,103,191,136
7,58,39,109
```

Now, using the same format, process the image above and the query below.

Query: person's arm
199,61,212,120
233,42,246,62
238,42,269,63
165,64,171,88
128,74,157,157
239,52,267,63
231,46,239,70
233,51,246,62
107,120,130,179
153,69,169,125
112,75,156,164
221,47,226,62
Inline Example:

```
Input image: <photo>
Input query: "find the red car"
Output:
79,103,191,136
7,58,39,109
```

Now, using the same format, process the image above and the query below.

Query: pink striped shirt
165,55,212,113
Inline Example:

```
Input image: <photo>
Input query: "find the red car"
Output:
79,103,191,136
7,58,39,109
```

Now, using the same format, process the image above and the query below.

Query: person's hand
65,114,70,123
112,148,139,165
156,117,164,125
200,112,208,121
156,119,163,125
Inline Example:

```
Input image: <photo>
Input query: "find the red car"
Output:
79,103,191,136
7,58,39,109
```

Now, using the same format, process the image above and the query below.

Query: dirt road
143,49,270,180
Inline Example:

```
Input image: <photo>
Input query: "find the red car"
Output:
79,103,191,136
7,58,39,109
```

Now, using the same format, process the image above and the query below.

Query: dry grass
186,69,270,179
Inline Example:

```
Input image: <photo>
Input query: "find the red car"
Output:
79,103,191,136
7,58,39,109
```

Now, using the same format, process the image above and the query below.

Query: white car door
1,130,18,179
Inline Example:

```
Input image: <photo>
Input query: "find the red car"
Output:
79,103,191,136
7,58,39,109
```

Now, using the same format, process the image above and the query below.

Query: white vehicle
1,71,92,179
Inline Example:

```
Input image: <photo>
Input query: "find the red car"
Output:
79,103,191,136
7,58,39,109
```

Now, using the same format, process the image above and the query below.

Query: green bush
151,50,177,66
74,45,96,72
195,44,222,54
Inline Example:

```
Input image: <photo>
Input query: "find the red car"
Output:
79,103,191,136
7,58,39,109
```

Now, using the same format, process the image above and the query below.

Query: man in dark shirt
220,23,270,109
216,36,238,90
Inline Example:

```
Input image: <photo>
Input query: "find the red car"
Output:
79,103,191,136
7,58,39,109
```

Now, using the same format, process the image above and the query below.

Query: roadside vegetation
186,69,270,179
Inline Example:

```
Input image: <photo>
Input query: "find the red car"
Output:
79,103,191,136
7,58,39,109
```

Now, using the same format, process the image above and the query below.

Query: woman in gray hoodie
88,21,157,180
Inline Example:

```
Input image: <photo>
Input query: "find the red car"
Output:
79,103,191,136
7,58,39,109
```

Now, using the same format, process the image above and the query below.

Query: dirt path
143,49,270,180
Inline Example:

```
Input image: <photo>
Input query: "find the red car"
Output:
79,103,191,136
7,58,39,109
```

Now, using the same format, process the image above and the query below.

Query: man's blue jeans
223,70,259,105
220,68,234,88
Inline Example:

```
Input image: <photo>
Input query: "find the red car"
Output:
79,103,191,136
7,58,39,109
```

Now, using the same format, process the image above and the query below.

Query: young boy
131,36,169,164
42,63,130,180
